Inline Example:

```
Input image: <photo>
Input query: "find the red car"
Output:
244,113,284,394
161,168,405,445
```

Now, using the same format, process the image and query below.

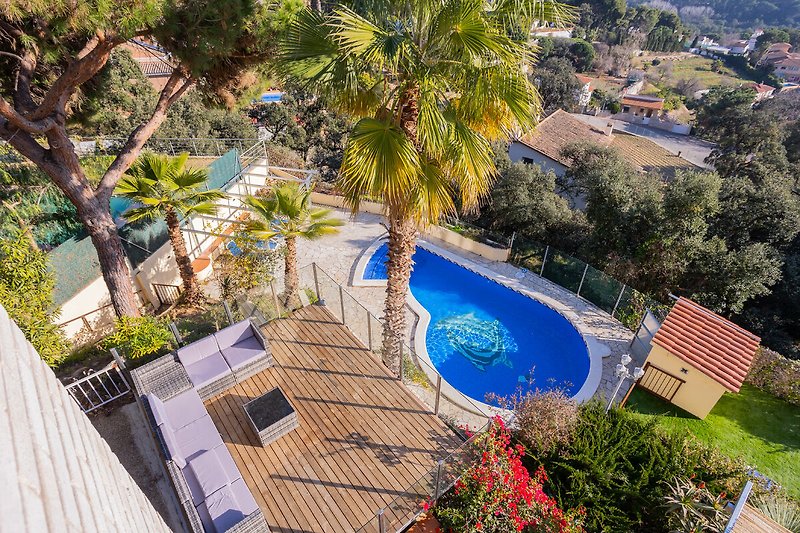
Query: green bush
746,348,800,406
531,402,743,532
0,232,69,365
102,315,173,360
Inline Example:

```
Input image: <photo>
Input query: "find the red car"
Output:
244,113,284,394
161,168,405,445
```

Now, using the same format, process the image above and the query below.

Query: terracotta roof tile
516,110,697,177
652,298,760,392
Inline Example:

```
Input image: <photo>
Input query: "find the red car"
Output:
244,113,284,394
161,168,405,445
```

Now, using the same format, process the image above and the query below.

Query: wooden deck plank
204,305,462,533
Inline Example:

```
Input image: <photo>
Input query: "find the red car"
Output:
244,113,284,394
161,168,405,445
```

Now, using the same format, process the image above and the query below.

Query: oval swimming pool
364,242,590,405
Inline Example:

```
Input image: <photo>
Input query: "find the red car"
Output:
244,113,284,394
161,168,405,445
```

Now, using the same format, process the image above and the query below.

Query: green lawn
634,54,757,88
626,384,800,498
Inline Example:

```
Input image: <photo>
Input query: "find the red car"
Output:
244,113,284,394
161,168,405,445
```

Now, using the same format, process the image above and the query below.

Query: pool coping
352,235,603,411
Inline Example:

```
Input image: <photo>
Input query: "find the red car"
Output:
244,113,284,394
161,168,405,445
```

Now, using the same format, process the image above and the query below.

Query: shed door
638,363,684,401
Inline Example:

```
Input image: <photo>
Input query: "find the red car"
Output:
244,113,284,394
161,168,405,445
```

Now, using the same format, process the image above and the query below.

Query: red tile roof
749,83,775,93
652,298,760,392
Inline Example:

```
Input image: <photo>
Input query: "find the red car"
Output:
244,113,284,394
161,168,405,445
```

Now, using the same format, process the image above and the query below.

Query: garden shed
637,297,760,419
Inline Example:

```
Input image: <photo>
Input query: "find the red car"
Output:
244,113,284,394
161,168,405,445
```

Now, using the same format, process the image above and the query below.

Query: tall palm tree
278,0,571,375
243,182,343,306
116,153,225,305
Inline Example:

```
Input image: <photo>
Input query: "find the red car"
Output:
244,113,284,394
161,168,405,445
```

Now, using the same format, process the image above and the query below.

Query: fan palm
243,182,343,306
278,0,571,375
116,153,225,305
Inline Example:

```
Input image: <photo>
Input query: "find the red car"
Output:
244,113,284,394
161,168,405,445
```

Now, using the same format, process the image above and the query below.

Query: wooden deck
732,504,791,533
205,305,462,533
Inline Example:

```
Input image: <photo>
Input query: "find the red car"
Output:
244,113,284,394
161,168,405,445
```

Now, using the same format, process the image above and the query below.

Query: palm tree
243,182,343,306
116,153,225,305
278,0,571,375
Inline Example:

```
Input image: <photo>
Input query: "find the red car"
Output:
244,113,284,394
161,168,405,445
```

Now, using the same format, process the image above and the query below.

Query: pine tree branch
95,71,194,201
0,94,54,133
27,33,120,123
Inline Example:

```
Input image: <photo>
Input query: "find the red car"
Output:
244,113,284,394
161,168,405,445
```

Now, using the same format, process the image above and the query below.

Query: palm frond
445,120,495,212
338,117,420,212
121,206,163,223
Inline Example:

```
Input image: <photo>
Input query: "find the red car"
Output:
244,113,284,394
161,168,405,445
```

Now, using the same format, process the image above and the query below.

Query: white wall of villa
0,303,172,532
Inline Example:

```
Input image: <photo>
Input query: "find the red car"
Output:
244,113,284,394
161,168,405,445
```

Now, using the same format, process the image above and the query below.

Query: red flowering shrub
435,418,584,533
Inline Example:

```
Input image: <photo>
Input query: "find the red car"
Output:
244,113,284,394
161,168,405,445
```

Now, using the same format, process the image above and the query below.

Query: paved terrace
205,304,461,533
293,208,635,403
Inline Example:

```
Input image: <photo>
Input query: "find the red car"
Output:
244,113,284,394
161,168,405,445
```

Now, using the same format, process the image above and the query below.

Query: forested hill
628,0,800,31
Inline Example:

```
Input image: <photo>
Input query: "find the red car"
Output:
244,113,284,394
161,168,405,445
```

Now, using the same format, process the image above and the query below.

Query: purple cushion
147,393,169,427
177,336,221,366
220,337,265,372
197,479,259,533
182,445,240,506
162,388,206,430
157,424,186,468
184,352,233,390
174,415,224,462
214,320,254,350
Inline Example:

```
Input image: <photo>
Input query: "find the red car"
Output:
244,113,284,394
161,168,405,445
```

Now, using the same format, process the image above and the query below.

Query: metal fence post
540,245,549,276
576,263,589,297
223,301,235,325
434,374,442,415
611,284,627,318
367,311,373,351
169,322,184,345
110,347,126,370
312,263,321,302
270,280,281,318
338,286,346,325
377,509,386,533
433,459,444,501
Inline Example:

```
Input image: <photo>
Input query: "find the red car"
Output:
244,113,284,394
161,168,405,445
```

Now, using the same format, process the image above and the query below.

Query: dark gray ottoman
243,387,298,446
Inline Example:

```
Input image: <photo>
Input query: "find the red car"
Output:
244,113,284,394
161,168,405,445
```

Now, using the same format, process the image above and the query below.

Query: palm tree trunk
165,208,202,305
381,212,417,377
283,236,300,309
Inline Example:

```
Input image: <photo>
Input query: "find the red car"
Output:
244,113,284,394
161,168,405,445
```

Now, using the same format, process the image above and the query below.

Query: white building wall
0,303,172,533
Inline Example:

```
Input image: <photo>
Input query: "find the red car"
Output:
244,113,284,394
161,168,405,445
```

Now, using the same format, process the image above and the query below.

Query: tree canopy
0,0,297,317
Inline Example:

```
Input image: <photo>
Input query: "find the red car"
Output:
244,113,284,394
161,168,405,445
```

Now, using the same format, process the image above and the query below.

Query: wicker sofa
176,318,273,401
130,318,274,533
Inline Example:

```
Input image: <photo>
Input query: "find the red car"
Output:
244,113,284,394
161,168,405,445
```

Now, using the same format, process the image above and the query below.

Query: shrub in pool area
530,402,744,532
435,418,585,533
102,315,174,360
487,387,578,456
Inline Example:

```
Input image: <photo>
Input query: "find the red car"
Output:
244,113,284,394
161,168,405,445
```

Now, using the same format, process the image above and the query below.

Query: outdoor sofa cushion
214,319,254,350
220,336,265,372
149,389,207,430
173,415,225,463
183,352,234,390
182,445,242,506
178,335,223,366
197,479,260,533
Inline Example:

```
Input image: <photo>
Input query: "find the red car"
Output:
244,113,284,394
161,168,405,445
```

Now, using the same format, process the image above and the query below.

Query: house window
622,106,630,113
521,157,534,165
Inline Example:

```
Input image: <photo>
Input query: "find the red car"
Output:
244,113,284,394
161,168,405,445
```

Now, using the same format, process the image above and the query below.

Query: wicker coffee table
243,387,298,446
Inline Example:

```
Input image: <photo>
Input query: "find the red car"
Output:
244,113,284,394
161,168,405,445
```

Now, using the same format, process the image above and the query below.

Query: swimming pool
364,242,591,405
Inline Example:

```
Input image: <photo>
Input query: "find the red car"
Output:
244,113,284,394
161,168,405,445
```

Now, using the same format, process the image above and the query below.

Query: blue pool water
365,243,590,404
110,196,133,219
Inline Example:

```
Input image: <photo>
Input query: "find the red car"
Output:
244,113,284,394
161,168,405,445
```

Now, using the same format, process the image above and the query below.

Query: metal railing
69,136,261,158
152,283,182,307
64,363,131,413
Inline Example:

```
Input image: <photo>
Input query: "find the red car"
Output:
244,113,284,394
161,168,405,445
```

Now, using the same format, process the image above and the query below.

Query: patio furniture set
131,318,299,533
